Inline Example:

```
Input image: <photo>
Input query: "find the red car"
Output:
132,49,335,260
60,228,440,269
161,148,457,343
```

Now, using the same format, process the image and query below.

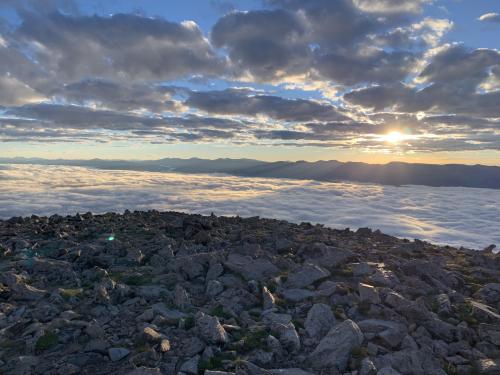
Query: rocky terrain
0,211,499,375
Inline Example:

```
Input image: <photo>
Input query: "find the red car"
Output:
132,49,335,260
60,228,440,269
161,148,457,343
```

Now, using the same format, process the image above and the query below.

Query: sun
383,131,407,144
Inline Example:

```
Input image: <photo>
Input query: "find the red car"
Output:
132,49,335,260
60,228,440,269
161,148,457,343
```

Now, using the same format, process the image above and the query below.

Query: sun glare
382,131,408,144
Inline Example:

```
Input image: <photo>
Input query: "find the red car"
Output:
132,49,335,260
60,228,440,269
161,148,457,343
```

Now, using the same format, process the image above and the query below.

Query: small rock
142,326,163,344
262,286,276,310
180,355,200,374
206,280,224,297
359,283,381,304
160,339,171,352
108,347,130,362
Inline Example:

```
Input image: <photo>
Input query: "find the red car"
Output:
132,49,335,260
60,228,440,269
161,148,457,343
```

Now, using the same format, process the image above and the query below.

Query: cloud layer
1,164,498,250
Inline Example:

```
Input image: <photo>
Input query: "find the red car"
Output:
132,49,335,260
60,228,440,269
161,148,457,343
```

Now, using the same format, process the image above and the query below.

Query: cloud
212,1,445,85
51,80,181,113
1,103,253,143
345,45,500,117
1,164,498,249
353,0,431,14
212,9,310,81
15,12,225,81
186,88,349,121
210,0,236,14
0,0,497,153
478,13,500,23
0,75,45,106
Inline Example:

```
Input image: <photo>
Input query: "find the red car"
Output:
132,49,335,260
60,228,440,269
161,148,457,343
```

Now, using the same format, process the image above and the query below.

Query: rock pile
0,210,499,375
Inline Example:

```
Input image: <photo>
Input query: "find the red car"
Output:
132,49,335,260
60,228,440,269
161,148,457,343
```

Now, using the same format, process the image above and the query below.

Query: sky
0,0,499,164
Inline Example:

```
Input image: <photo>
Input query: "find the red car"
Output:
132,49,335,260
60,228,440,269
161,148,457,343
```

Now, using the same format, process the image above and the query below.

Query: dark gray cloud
345,45,500,117
51,80,180,112
2,104,249,134
15,12,225,81
212,9,310,81
212,0,436,84
186,88,349,121
315,50,417,86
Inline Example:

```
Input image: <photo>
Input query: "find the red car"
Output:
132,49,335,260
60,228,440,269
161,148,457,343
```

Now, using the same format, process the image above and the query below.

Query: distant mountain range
1,157,500,189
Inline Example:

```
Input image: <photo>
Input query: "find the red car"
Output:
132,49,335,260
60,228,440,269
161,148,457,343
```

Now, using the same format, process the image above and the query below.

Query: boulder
358,319,407,348
224,254,279,281
196,312,229,344
304,303,335,340
308,319,364,371
477,283,500,305
373,348,447,375
285,264,330,289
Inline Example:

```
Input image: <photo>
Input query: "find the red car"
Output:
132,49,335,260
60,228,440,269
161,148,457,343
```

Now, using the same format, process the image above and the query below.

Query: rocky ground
0,211,499,375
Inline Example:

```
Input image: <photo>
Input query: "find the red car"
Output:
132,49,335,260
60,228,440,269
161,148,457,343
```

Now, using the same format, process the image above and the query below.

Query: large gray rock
196,312,229,344
299,242,356,267
368,269,400,288
206,280,224,297
281,289,316,302
152,303,187,323
477,283,500,305
224,254,279,281
470,300,500,323
304,303,335,340
479,323,500,346
373,348,447,375
272,322,301,352
285,264,330,289
358,319,407,348
308,319,364,371
180,355,200,374
1,272,46,301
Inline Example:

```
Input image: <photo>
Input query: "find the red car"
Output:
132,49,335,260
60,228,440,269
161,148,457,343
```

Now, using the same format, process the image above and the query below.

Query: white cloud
0,164,498,250
478,13,500,23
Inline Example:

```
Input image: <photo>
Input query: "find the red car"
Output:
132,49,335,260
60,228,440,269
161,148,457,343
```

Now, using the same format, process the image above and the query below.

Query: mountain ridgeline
2,157,500,189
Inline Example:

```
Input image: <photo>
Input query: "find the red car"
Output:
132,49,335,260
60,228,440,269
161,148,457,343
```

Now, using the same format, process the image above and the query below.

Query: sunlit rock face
0,210,499,374
1,164,499,249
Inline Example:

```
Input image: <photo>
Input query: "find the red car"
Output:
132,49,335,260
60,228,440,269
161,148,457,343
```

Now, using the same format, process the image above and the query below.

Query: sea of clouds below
0,164,499,250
